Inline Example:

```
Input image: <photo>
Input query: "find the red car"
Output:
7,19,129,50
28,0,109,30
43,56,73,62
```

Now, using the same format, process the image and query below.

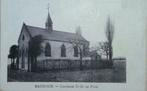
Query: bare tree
69,26,89,70
97,42,109,59
105,17,114,65
90,41,109,60
70,40,85,70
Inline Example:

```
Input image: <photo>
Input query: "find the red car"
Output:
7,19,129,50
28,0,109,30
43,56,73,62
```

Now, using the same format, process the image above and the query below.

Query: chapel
18,10,89,70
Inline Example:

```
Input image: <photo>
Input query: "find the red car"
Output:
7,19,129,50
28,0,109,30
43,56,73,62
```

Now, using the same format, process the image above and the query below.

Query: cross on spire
47,3,50,13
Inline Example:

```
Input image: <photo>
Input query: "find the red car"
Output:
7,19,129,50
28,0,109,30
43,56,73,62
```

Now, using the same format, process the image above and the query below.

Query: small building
89,50,101,60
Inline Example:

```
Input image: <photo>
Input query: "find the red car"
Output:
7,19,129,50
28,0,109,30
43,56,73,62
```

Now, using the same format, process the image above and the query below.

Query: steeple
45,5,53,31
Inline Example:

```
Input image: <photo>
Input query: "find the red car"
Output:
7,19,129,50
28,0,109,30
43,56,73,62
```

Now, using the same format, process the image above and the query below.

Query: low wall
37,59,101,71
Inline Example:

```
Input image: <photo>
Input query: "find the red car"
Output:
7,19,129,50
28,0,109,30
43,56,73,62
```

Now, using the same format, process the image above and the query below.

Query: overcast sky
1,0,147,61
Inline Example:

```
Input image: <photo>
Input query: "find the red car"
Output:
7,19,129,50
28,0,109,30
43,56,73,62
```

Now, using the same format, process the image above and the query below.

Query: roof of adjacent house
19,23,89,43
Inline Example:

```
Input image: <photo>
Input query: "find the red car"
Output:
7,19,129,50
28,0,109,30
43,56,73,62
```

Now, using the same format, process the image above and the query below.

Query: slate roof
25,24,88,43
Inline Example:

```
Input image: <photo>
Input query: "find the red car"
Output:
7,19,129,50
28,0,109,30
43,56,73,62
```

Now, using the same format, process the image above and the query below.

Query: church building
18,11,89,71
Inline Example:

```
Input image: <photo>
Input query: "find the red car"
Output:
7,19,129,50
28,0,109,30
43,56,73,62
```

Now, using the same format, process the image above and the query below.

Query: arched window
61,44,66,57
83,45,86,56
22,35,25,41
74,46,78,57
45,43,51,57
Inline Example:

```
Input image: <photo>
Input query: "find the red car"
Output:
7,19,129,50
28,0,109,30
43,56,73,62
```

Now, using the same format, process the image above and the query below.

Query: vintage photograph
6,0,127,82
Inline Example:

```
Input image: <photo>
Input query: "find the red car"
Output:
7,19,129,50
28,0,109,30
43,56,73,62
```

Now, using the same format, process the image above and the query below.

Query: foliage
28,35,43,72
105,17,114,65
106,17,114,44
9,45,18,59
8,45,19,69
29,35,43,57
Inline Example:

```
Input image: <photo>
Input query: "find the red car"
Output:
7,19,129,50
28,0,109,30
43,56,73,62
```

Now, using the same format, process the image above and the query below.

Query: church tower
45,11,53,31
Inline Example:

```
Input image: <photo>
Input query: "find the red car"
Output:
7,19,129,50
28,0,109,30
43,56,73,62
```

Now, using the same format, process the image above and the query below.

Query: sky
1,0,147,61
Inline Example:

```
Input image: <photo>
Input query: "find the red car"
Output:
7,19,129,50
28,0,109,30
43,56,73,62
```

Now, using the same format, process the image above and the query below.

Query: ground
8,60,126,82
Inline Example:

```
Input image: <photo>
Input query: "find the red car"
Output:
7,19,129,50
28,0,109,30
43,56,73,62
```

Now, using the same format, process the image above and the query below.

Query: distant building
89,50,101,60
18,11,89,70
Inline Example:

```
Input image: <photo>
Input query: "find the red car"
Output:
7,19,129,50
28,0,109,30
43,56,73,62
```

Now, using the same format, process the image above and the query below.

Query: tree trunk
12,58,15,69
10,59,12,65
10,59,13,69
109,44,113,66
34,56,37,72
106,52,109,60
28,56,30,72
16,57,19,70
31,56,34,72
79,48,83,70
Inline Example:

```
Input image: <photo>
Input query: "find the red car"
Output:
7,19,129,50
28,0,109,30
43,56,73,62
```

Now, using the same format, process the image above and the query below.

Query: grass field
8,60,126,82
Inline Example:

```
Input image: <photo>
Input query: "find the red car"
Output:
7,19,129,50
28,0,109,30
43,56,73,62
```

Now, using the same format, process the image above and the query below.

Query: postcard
0,0,146,91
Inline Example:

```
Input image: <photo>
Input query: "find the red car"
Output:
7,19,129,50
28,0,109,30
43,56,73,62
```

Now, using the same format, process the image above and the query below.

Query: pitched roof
25,24,88,43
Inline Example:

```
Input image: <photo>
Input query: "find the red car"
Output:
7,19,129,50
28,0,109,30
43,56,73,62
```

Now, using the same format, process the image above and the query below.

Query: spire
45,4,53,31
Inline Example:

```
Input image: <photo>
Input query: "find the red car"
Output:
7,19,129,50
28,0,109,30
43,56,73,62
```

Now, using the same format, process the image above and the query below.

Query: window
61,44,66,57
22,35,25,41
74,46,78,57
45,43,51,57
83,45,86,56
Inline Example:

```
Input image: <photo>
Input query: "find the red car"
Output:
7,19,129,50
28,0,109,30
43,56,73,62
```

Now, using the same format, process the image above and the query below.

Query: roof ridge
26,25,46,30
54,30,75,34
26,24,76,34
25,24,88,42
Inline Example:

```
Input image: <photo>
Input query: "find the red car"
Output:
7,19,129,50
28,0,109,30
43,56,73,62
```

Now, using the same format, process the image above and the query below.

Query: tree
28,35,43,72
8,54,13,65
96,42,109,59
105,17,114,65
69,39,84,70
8,45,19,69
69,26,89,70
